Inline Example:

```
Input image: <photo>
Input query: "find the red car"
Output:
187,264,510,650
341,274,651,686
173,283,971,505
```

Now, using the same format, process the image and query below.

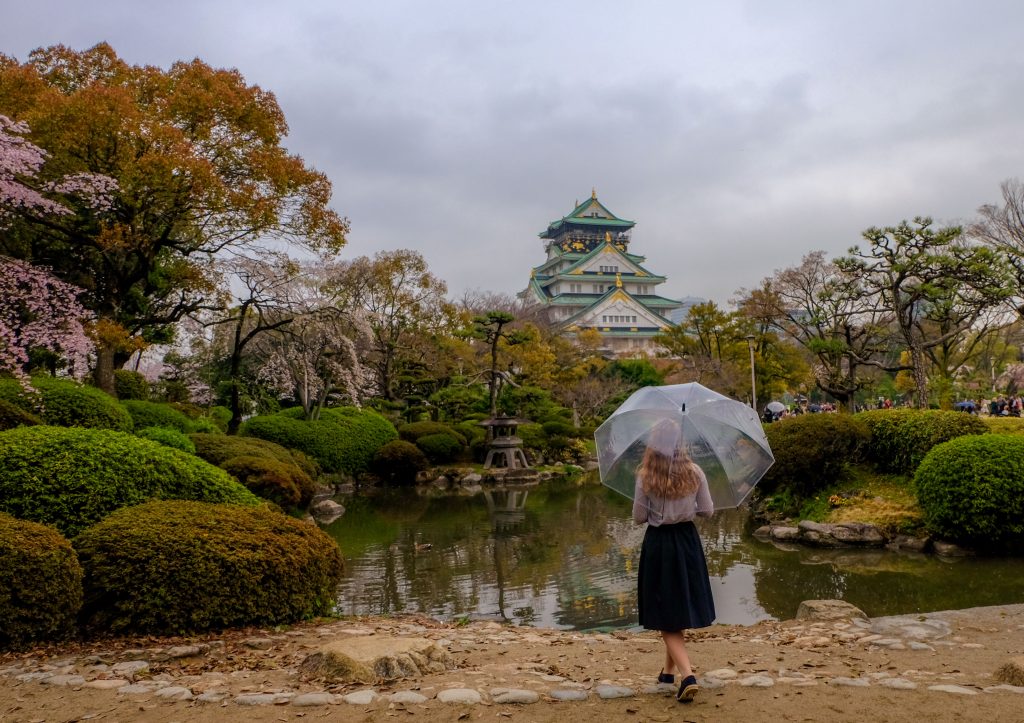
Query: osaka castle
523,191,684,355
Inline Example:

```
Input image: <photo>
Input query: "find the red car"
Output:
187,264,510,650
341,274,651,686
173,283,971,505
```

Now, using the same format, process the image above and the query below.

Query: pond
321,475,1024,631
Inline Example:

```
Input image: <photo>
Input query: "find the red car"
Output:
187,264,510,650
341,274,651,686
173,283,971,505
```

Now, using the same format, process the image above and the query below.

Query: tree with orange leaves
0,43,348,392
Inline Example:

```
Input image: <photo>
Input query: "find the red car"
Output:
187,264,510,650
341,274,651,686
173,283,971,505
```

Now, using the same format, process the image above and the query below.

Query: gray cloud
3,0,1024,305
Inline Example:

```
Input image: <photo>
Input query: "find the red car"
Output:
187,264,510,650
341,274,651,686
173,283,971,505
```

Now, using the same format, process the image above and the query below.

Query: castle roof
539,191,635,239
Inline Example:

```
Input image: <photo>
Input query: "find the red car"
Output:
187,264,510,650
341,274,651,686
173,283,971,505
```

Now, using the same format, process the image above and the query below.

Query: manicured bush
0,376,132,431
135,426,197,453
855,409,989,474
0,398,41,431
542,420,579,438
74,501,344,634
113,369,149,400
191,433,320,482
760,413,871,498
0,426,258,537
915,434,1024,549
220,455,312,508
208,405,232,432
242,406,398,475
372,440,429,485
452,420,486,444
0,512,83,649
982,416,1024,435
544,436,590,464
398,420,467,445
415,432,462,463
121,400,192,433
516,422,546,451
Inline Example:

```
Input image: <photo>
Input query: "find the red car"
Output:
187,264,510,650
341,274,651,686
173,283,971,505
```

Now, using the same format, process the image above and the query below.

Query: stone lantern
478,416,530,469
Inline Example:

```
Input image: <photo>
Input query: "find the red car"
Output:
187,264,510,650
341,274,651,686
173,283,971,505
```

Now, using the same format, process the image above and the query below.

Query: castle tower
523,191,683,354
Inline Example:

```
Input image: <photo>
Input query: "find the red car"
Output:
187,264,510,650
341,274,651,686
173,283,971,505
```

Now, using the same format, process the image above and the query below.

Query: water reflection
323,476,1024,630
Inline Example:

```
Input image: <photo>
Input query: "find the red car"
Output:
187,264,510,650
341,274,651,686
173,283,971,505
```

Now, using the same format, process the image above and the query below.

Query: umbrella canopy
765,401,786,414
595,383,774,510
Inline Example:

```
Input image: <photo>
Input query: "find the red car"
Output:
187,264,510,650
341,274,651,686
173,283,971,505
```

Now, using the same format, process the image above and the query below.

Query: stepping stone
389,691,428,704
706,668,738,679
491,688,540,704
42,675,85,687
154,686,193,701
235,693,292,705
292,692,335,706
595,684,635,699
739,675,774,688
197,691,230,703
832,677,870,687
118,683,158,695
549,689,588,701
83,679,129,689
984,685,1024,694
928,685,978,695
342,689,377,705
879,678,917,690
112,661,150,677
437,688,482,704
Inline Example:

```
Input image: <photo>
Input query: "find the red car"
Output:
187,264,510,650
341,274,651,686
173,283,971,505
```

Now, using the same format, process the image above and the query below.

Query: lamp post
745,334,757,412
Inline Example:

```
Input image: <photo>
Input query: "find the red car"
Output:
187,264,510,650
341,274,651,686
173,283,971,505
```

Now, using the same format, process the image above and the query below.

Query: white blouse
632,465,714,526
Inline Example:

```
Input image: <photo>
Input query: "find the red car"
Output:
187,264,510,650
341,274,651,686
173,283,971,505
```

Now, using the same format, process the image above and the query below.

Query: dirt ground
2,604,1023,723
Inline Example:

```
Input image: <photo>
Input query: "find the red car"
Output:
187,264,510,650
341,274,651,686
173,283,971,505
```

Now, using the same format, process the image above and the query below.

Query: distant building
522,191,686,355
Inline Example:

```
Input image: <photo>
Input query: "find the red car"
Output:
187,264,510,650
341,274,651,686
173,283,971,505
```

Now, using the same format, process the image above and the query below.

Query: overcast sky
4,1,1024,306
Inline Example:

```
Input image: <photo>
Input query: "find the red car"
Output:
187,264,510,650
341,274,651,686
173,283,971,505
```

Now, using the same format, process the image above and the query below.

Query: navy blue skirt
637,521,716,631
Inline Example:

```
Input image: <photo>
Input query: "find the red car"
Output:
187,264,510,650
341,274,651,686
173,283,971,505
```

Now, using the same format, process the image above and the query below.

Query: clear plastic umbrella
594,383,774,510
765,401,786,414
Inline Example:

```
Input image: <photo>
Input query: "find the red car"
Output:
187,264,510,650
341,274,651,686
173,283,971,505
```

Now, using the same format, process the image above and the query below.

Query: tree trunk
910,344,930,409
93,342,117,395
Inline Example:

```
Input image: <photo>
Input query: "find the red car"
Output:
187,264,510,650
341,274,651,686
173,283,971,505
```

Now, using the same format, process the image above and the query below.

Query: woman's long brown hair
638,421,702,499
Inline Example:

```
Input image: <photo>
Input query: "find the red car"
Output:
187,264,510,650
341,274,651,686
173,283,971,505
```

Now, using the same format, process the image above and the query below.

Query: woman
632,420,715,703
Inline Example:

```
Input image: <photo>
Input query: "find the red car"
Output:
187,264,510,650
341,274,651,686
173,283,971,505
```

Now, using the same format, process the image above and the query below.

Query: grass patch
785,466,924,536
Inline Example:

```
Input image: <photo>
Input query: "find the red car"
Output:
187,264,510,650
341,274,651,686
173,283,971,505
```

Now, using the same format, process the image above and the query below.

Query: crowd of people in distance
761,394,1024,422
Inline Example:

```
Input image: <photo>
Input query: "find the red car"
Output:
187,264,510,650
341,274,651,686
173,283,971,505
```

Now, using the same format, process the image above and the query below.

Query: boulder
311,499,345,524
770,526,801,541
299,636,454,684
887,534,930,552
830,522,886,546
796,599,867,621
932,540,974,557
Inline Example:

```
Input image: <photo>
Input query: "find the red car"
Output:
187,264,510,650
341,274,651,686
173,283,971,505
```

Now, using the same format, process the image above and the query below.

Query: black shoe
677,675,699,703
657,670,675,685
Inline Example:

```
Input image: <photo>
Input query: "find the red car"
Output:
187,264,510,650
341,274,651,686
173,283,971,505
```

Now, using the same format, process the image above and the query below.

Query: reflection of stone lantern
479,416,530,469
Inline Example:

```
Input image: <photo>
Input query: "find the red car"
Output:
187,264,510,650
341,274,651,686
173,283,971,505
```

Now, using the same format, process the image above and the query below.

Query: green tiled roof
540,194,636,238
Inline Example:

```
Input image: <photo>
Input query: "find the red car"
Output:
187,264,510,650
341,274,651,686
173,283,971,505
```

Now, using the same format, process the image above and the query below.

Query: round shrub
73,501,344,635
855,409,988,474
0,377,132,431
242,407,398,475
415,432,462,463
398,421,467,446
121,400,192,433
191,433,319,504
0,512,83,649
135,426,197,453
452,420,486,444
542,420,578,438
761,413,871,498
372,440,429,485
516,422,546,452
0,398,41,431
915,434,1024,549
220,455,311,508
0,426,259,537
113,369,149,400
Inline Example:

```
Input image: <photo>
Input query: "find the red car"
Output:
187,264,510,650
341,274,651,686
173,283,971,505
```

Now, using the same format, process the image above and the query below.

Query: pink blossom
0,255,94,379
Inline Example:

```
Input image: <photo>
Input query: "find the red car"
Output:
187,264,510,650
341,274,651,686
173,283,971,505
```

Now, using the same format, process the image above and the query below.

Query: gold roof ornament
605,231,612,244
615,272,622,288
592,187,597,199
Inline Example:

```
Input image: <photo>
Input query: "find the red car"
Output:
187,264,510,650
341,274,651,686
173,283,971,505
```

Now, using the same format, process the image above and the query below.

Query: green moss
0,377,132,431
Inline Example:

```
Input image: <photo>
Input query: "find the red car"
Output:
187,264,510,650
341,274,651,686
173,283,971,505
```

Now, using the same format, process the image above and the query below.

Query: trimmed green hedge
398,421,467,446
760,413,871,498
121,400,193,433
855,409,988,474
915,434,1024,549
0,377,132,431
74,501,344,635
0,512,83,649
0,398,41,431
241,407,398,475
0,426,258,537
113,369,149,400
191,433,320,499
372,440,429,486
416,432,462,463
135,426,196,453
220,455,310,508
